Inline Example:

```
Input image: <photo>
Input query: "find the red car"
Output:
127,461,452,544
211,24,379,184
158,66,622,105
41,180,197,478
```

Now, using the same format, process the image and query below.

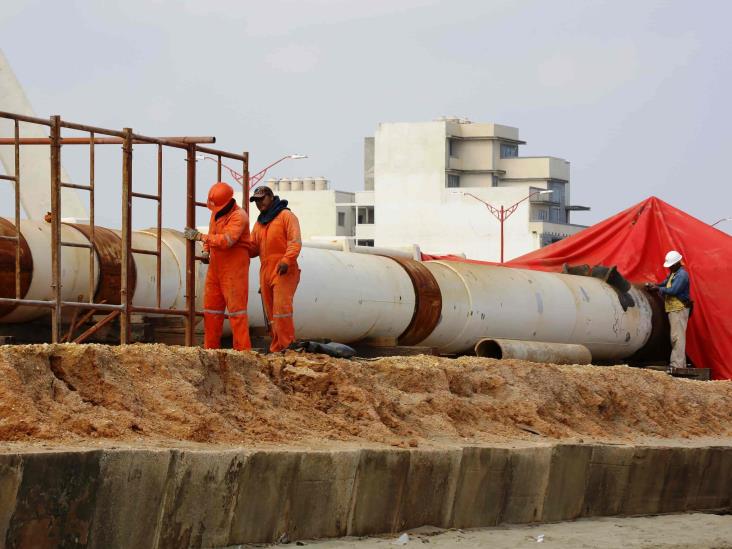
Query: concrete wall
1,442,730,548
364,137,375,192
500,156,571,182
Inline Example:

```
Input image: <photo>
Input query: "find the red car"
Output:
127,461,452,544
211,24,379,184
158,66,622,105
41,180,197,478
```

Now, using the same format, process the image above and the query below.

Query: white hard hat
663,250,682,268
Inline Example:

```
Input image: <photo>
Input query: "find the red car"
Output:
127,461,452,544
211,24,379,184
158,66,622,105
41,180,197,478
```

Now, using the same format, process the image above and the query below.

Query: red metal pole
500,205,505,264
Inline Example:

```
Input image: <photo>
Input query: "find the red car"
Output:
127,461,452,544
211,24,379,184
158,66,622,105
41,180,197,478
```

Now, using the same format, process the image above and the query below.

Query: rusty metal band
66,224,137,305
385,256,442,346
0,218,33,317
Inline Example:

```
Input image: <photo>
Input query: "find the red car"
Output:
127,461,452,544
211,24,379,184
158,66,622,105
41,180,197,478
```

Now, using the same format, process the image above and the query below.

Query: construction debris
0,344,731,447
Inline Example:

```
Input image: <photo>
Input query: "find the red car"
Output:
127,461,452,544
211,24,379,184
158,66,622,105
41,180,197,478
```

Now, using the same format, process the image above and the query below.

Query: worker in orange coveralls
184,182,251,350
249,186,302,352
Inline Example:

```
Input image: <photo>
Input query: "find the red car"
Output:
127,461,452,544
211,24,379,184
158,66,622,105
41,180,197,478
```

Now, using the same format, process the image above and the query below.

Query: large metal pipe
418,261,653,359
0,218,665,363
474,338,592,364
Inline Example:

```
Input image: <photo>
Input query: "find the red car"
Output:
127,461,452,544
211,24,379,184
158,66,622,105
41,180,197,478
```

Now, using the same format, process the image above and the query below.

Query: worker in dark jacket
249,186,302,352
646,250,692,371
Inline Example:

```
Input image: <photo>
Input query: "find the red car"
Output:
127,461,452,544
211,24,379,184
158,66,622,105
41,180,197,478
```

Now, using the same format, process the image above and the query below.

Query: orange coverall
250,209,302,352
202,201,251,350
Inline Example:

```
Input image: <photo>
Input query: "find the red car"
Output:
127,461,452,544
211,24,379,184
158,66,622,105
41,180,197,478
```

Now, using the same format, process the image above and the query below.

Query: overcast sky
1,0,731,234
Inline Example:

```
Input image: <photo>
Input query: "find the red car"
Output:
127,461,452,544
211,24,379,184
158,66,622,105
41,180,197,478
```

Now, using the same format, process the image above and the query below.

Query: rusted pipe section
72,310,120,344
195,145,248,162
0,111,51,126
0,137,216,145
185,145,197,346
66,224,136,305
0,218,32,317
387,257,442,346
49,115,62,342
474,338,593,365
120,128,133,344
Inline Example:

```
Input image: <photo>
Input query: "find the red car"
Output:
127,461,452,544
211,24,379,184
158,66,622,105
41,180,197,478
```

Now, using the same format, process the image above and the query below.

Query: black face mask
257,196,289,224
215,198,236,220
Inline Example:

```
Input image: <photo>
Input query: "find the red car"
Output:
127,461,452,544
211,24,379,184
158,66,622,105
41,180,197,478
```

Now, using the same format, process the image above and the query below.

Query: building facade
236,178,356,241
360,118,588,261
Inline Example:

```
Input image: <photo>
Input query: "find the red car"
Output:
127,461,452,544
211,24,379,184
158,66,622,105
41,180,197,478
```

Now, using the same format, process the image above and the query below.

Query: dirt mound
0,344,731,447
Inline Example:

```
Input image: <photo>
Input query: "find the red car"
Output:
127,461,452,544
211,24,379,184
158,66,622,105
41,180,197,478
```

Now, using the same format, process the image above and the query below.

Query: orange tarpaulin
422,197,732,379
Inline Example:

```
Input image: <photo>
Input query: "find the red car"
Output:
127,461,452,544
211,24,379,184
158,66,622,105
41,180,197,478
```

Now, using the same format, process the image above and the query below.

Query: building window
357,206,375,224
547,180,566,207
357,239,375,247
540,233,566,247
447,174,460,188
500,143,518,158
492,175,500,187
448,139,458,158
338,212,345,227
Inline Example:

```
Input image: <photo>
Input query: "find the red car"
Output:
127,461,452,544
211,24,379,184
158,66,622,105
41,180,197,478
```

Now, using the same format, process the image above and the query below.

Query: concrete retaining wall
1,442,731,548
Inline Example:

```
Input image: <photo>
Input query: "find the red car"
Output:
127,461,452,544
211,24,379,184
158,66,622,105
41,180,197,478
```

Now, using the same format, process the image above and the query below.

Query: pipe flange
0,218,33,317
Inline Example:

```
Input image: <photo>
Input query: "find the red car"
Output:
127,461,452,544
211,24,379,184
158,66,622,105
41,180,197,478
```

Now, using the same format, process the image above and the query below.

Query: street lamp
195,153,308,189
711,217,731,227
462,189,553,263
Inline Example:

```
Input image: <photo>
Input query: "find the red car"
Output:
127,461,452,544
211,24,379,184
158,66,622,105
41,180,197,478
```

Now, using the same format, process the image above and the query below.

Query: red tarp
422,197,732,379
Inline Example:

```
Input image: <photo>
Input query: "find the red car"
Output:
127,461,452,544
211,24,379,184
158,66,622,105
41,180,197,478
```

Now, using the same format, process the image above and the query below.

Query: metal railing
0,111,249,345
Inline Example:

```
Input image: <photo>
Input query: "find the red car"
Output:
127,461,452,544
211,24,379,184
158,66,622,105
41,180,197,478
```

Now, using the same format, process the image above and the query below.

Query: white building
236,178,357,241
358,118,589,261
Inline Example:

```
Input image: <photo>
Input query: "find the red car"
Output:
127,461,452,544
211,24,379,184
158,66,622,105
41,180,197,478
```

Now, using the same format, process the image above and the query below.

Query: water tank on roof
290,178,303,191
314,177,328,191
278,178,291,192
303,177,314,191
266,177,279,191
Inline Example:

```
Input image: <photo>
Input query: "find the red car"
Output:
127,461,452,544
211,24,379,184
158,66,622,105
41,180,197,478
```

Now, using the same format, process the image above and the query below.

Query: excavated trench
1,344,732,547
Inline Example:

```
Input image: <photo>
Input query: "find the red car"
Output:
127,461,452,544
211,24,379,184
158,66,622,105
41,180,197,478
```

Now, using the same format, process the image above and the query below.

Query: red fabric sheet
422,197,732,379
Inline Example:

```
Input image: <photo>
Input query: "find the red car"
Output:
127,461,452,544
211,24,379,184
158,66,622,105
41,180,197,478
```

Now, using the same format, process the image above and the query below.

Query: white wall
235,189,355,241
375,184,542,260
371,120,580,261
373,121,446,251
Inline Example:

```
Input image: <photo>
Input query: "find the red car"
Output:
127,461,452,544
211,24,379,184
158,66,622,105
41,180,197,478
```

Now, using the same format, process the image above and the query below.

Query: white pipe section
419,261,653,359
2,221,98,322
0,221,656,362
251,246,416,341
0,49,87,220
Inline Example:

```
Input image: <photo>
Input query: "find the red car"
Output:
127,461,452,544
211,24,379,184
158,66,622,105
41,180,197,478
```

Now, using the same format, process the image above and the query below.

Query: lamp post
711,217,731,227
196,153,307,189
462,189,554,263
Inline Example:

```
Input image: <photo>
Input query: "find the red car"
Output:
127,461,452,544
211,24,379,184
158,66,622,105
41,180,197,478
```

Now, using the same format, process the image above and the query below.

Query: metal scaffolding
0,111,249,345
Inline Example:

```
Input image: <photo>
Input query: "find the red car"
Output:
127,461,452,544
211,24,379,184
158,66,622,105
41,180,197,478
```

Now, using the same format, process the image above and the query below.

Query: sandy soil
1,344,731,447
301,513,732,548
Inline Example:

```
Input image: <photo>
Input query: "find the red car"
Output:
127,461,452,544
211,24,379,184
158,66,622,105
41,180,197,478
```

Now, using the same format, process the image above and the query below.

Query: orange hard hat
207,182,234,213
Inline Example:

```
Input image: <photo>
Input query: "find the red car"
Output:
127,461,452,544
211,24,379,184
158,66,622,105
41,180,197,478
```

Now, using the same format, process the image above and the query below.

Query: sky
1,0,731,234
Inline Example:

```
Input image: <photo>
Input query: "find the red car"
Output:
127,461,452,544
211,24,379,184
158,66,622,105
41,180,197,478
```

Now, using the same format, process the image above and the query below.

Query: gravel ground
1,343,731,447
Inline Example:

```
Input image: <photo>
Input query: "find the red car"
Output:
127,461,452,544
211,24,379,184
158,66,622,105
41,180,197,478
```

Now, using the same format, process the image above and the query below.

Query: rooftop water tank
278,178,291,192
314,177,328,191
291,178,303,191
303,177,314,191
